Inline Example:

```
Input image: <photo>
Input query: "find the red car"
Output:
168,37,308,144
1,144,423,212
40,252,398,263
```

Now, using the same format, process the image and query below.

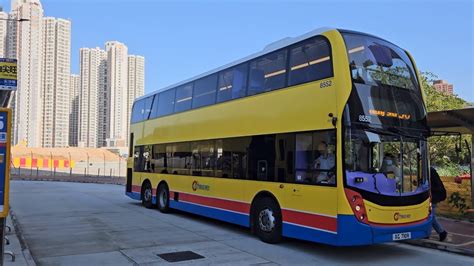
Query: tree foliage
421,72,471,171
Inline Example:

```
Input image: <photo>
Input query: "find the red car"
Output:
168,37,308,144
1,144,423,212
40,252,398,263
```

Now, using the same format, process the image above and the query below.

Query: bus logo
192,181,210,191
394,212,411,221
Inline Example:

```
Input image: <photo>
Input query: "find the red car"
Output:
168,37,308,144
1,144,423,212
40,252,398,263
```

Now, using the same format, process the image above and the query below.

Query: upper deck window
175,83,193,113
343,33,418,91
289,37,333,86
248,49,287,96
217,63,248,103
131,99,145,123
156,88,176,117
192,74,218,108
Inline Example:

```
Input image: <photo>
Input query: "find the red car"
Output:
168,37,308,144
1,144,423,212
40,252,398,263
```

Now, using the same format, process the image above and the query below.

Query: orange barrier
12,157,75,169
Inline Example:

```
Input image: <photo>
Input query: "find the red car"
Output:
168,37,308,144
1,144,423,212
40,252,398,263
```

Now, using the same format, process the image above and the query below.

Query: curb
9,209,37,266
405,239,474,257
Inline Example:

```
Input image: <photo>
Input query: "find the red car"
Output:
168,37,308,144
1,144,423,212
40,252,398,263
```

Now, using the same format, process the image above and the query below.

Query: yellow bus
126,28,432,245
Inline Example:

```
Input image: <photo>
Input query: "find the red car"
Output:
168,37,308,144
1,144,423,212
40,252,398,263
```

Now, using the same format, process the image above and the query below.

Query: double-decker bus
126,28,432,246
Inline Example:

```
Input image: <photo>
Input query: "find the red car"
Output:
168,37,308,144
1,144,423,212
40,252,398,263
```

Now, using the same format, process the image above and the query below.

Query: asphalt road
10,181,474,265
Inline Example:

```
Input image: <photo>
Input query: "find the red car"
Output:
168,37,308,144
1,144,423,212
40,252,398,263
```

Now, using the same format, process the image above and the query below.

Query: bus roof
136,27,334,102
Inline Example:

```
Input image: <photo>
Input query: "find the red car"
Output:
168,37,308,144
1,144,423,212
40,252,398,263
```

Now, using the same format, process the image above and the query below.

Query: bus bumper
337,214,432,246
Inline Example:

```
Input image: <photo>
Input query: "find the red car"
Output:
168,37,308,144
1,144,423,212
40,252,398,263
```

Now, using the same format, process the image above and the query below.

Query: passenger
430,167,448,242
314,141,336,184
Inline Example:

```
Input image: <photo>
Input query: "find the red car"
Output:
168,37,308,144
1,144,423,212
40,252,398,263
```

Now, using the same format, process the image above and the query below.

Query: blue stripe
126,192,141,201
337,214,432,246
169,200,250,227
283,223,338,245
126,192,157,205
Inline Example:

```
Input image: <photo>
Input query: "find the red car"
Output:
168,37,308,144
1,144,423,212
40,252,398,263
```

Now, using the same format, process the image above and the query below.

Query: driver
381,153,401,180
313,141,335,184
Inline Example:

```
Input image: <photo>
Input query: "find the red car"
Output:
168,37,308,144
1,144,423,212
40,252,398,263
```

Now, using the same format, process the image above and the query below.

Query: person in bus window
314,141,335,184
381,153,401,180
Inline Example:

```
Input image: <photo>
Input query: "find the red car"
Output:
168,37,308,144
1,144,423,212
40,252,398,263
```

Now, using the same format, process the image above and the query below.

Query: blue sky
3,0,473,101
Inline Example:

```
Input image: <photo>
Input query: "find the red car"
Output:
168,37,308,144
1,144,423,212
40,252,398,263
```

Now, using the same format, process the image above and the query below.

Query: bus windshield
344,126,430,198
341,32,427,130
343,32,418,91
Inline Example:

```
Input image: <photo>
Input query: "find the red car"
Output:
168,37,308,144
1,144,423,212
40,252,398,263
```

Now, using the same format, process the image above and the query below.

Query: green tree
421,72,471,172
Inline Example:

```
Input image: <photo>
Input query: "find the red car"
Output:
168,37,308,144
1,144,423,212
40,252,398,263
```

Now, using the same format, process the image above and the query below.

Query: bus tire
141,181,154,209
157,183,171,213
253,197,282,244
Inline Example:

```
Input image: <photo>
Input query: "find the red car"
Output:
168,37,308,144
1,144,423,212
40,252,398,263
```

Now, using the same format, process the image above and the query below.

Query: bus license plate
392,232,411,241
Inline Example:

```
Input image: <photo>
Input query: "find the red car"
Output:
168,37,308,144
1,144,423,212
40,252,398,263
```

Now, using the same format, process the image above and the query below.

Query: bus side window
154,144,167,173
134,146,143,172
289,37,333,86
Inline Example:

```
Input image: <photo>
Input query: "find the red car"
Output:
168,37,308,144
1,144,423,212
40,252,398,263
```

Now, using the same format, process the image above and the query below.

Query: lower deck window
134,129,336,186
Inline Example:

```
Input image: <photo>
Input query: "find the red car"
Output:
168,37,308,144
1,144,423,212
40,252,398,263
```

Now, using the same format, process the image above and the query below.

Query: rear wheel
253,197,282,244
141,182,153,209
157,183,170,213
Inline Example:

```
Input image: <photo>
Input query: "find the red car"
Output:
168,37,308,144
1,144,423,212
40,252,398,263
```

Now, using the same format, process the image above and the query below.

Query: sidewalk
408,216,474,257
3,213,35,266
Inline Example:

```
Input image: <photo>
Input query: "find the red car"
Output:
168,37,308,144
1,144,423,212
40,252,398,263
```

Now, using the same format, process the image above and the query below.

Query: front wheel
253,197,282,244
141,182,153,209
157,184,171,213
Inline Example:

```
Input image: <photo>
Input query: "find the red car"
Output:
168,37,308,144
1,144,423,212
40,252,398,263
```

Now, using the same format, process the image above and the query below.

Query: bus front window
344,127,429,197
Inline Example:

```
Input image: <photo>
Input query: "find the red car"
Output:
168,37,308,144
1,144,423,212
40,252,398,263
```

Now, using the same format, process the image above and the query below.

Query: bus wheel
157,183,170,213
253,197,282,244
142,182,153,209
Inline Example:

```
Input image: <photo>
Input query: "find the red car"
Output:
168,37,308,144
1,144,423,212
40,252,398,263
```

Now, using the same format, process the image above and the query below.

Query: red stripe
282,209,337,232
43,159,49,168
169,191,175,198
31,158,37,168
132,185,141,193
64,160,69,168
177,192,251,214
53,160,59,168
20,157,26,167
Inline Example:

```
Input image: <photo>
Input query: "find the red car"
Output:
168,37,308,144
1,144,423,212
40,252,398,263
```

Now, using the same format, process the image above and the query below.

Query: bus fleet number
320,80,332,88
358,115,372,123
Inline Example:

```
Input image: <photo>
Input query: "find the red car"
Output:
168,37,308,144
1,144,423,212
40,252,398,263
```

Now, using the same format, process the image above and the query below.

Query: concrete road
10,181,474,266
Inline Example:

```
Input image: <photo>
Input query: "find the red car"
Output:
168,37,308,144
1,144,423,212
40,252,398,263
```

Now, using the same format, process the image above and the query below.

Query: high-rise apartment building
78,47,107,148
77,43,144,149
105,41,128,147
41,17,71,147
433,80,454,95
9,0,44,147
0,9,8,58
127,55,145,140
69,74,79,147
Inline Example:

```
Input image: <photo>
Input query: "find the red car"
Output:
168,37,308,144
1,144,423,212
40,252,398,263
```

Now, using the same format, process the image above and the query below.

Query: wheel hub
159,189,168,207
258,208,275,232
144,187,152,202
